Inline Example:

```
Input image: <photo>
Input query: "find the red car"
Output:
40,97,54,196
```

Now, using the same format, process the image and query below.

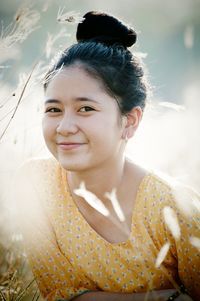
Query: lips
57,142,86,150
57,142,85,145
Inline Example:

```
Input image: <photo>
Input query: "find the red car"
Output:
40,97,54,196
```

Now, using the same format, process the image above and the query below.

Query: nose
56,112,79,135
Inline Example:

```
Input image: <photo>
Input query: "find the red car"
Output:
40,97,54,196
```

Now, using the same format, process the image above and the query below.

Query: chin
57,157,91,172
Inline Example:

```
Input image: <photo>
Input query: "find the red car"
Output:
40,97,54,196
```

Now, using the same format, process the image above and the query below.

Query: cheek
88,117,122,148
90,113,118,132
101,116,122,138
42,117,56,141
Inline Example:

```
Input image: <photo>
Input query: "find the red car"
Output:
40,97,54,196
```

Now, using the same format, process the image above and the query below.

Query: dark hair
44,11,149,114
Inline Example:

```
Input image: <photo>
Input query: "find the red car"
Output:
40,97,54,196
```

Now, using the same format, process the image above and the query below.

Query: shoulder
14,156,62,215
15,156,61,184
14,156,62,201
144,171,173,195
126,159,175,199
142,172,200,252
126,160,177,206
17,156,59,175
144,171,200,218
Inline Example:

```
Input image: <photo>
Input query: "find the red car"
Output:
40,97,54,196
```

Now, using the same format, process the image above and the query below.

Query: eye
45,107,61,113
79,106,95,112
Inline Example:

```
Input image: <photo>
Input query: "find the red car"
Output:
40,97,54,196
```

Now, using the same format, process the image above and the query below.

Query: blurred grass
0,218,41,301
0,5,42,297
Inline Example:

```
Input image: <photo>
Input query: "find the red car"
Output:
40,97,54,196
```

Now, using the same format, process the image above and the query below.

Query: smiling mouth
57,143,86,150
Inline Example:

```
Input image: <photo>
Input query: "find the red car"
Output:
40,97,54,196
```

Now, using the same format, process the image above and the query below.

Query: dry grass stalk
163,206,181,240
0,233,39,301
105,188,125,222
74,181,110,216
0,61,39,142
57,7,84,24
189,236,200,250
155,242,170,268
0,6,40,53
45,28,70,59
73,181,131,236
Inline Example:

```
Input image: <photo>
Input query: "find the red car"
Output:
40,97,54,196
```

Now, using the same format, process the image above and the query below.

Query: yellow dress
15,157,200,301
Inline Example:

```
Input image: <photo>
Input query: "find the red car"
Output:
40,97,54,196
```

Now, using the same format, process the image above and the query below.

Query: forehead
45,66,106,96
44,65,120,112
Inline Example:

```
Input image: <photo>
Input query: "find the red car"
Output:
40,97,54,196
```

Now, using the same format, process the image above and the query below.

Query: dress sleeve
14,159,92,301
149,177,200,300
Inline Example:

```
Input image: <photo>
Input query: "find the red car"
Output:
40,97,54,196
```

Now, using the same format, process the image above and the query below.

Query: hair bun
76,11,137,48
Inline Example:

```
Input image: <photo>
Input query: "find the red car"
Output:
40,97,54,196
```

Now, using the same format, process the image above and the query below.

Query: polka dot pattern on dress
16,157,200,301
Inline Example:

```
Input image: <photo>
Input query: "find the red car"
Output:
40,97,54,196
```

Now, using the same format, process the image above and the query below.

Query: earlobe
121,115,128,140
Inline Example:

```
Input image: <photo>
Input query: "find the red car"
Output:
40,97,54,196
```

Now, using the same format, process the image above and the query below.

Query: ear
122,106,143,140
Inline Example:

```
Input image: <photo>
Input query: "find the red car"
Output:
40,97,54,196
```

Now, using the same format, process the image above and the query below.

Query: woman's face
42,65,125,172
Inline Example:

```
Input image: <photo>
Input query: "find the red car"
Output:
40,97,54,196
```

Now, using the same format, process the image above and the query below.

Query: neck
67,155,126,204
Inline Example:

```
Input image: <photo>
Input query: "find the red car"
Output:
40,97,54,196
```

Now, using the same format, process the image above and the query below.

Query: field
0,1,199,300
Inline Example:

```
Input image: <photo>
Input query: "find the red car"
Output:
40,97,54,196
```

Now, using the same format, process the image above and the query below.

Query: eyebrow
44,97,100,105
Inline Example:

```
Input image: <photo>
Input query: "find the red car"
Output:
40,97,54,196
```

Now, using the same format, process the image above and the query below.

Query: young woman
16,11,199,301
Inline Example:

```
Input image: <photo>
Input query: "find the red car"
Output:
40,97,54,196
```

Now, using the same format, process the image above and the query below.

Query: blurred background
0,0,200,299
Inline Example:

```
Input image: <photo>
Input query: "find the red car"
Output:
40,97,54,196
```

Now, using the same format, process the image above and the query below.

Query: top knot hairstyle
76,11,137,48
44,11,149,114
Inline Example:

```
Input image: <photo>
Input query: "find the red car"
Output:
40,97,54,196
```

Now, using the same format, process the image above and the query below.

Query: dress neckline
60,166,153,247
